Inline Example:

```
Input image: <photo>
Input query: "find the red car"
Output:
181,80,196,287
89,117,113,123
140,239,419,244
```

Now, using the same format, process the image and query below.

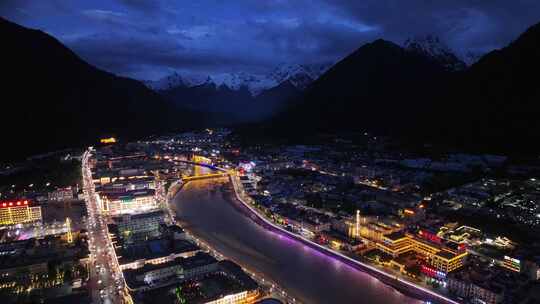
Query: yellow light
100,137,117,144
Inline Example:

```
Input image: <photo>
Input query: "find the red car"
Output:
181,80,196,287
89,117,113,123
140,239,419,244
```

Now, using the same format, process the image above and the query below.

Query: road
82,150,131,304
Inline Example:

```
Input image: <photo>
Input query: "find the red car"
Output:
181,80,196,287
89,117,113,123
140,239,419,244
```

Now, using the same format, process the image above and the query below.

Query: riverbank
168,178,298,304
227,174,460,304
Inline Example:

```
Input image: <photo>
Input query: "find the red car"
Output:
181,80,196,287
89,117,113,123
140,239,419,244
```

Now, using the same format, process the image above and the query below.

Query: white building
100,189,158,216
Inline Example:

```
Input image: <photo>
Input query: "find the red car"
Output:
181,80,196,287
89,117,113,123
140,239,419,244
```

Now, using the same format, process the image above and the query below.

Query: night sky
2,0,540,80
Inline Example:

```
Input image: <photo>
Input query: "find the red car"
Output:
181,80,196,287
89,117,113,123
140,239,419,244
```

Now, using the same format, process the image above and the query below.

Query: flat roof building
0,200,42,226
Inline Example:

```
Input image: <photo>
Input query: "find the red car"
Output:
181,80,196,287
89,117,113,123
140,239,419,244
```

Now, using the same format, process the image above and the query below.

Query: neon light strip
229,174,461,304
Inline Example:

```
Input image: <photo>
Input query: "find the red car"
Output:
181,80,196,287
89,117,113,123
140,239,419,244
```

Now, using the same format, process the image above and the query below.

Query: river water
173,179,422,304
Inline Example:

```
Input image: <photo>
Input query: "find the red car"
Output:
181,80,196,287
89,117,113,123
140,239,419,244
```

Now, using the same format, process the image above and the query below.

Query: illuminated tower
66,217,73,243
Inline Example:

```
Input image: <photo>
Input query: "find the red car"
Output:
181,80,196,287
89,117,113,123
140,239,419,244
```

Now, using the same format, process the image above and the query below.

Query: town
1,129,540,304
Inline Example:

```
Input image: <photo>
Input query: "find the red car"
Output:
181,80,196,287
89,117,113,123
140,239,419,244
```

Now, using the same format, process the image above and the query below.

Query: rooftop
118,238,199,265
385,231,407,241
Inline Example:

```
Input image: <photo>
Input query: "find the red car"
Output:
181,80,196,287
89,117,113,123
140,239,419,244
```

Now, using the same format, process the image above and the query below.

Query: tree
175,285,186,304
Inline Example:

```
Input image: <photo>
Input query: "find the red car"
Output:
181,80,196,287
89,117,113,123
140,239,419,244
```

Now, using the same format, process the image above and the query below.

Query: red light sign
0,200,31,208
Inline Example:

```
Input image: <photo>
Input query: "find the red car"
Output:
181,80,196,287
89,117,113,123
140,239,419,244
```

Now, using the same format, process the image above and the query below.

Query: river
173,179,423,304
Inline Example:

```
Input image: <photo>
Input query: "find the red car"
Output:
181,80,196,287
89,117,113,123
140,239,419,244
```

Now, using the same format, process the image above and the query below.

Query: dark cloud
325,0,540,52
1,0,539,79
117,0,161,11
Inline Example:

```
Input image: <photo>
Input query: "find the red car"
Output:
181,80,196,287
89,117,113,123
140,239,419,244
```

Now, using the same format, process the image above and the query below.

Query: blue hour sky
2,0,540,80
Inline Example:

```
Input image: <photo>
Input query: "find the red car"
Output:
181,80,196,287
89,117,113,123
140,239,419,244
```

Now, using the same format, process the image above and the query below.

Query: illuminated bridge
173,155,231,182
182,172,229,181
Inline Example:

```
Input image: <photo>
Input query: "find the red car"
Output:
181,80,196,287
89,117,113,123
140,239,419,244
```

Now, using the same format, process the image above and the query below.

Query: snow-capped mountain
461,50,485,66
143,72,183,91
210,72,274,95
144,72,210,91
404,35,466,71
269,63,330,90
144,63,331,95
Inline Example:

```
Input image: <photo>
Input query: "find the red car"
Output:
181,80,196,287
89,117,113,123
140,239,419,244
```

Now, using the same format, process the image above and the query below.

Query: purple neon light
229,175,460,304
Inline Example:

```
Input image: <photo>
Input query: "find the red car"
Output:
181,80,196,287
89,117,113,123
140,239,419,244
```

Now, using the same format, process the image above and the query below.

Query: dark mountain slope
1,18,199,160
255,80,302,115
435,21,540,152
161,79,301,125
271,39,452,136
265,21,540,154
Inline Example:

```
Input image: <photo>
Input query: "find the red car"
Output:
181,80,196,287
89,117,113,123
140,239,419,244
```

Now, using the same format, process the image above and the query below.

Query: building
114,210,165,243
320,230,363,251
48,187,74,202
502,255,521,273
376,232,415,257
118,238,199,271
99,189,158,215
98,177,156,193
301,219,331,235
0,200,42,226
445,259,526,304
331,216,400,244
125,252,218,289
0,235,89,300
448,274,503,304
376,232,468,274
204,291,252,304
141,260,260,304
430,250,468,273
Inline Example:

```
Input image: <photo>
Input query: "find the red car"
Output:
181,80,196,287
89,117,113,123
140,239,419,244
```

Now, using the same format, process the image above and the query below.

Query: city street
82,150,131,304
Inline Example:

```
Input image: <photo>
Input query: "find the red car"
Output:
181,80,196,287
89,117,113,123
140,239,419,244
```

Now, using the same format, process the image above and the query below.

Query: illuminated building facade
431,250,468,273
376,232,468,274
377,232,415,256
502,256,521,272
0,200,42,225
100,189,158,216
129,253,218,287
205,290,260,304
333,216,399,243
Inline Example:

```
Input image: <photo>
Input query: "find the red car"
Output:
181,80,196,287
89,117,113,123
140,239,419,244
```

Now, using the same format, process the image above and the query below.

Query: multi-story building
332,216,401,244
99,189,157,215
48,187,74,202
126,252,218,288
502,255,521,273
99,177,156,193
376,232,415,257
0,200,42,225
376,232,468,274
446,260,517,304
204,290,258,304
114,210,165,243
301,219,331,234
430,250,468,273
447,275,503,304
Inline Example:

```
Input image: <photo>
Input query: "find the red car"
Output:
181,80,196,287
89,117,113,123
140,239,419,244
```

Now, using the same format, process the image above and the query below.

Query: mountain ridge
144,63,330,95
403,35,467,71
263,21,540,154
0,17,200,161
